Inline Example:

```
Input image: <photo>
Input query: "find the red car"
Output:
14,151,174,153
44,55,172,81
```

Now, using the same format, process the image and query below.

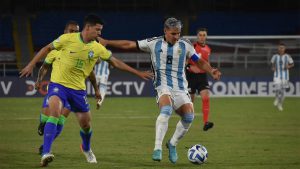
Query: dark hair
279,42,286,46
65,20,78,29
83,14,104,27
197,28,208,34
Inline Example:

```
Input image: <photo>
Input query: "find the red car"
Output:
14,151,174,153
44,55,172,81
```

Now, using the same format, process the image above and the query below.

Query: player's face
278,45,285,55
87,23,103,40
197,31,207,45
65,24,79,33
164,27,181,45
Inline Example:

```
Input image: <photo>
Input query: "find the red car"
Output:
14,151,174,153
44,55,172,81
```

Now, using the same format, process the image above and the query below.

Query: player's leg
277,84,285,111
71,90,97,163
167,92,194,163
273,78,280,106
200,89,214,131
38,96,50,136
97,82,107,106
54,107,71,139
152,91,173,161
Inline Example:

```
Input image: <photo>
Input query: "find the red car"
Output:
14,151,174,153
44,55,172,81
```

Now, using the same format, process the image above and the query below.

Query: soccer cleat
80,144,97,163
166,140,178,164
152,149,162,161
273,99,279,106
277,104,283,111
40,153,54,167
38,122,46,136
39,145,43,155
203,121,214,131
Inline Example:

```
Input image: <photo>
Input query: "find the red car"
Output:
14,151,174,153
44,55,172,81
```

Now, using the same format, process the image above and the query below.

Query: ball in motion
187,144,208,164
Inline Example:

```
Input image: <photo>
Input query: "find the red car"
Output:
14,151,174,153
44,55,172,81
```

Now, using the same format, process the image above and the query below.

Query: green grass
0,97,300,169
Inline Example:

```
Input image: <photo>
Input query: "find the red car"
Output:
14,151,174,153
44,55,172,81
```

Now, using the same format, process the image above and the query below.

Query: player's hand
19,64,34,77
138,70,154,80
97,37,107,47
35,81,41,90
95,90,102,110
211,68,221,80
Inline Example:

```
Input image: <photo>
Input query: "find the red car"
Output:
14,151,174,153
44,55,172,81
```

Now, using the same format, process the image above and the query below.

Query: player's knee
160,105,172,116
182,113,194,124
57,115,66,125
157,114,170,123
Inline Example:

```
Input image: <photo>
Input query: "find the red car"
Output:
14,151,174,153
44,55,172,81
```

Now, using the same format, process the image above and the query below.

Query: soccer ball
187,144,208,164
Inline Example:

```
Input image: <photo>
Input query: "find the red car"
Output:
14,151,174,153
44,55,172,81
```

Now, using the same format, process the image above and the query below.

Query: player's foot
80,144,97,163
273,99,279,106
166,140,178,164
277,104,283,111
152,149,162,161
40,153,54,167
38,122,45,136
203,121,214,131
39,145,43,155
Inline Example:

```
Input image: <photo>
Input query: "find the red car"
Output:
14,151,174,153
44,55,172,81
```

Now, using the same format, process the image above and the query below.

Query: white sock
170,120,191,146
154,114,170,150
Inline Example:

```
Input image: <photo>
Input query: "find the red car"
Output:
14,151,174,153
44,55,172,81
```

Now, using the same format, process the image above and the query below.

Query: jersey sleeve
137,39,151,52
288,55,294,64
52,34,69,50
44,50,57,64
98,44,112,61
270,55,276,63
187,43,201,62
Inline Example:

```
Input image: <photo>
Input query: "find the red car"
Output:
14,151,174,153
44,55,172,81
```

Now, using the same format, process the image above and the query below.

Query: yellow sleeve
52,34,69,50
44,50,58,64
98,44,112,61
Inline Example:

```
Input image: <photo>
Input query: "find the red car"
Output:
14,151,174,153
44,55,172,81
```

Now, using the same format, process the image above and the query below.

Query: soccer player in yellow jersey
20,14,152,167
35,21,102,155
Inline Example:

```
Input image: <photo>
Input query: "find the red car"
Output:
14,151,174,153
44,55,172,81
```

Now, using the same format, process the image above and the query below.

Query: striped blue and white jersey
137,36,201,91
94,59,110,84
271,54,293,81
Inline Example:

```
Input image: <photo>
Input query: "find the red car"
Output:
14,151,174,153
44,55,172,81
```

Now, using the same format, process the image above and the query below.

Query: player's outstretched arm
99,37,137,50
35,63,50,90
108,56,153,80
196,59,221,80
19,43,53,77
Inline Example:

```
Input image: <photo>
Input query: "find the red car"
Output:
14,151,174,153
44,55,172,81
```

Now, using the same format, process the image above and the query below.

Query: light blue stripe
182,113,194,123
104,62,108,75
160,105,172,116
95,64,100,76
154,40,162,87
100,61,104,76
274,56,278,78
166,44,173,88
284,56,288,80
177,42,186,90
279,56,283,80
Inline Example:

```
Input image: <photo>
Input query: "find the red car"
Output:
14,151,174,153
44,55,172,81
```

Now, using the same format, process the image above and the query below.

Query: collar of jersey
79,33,93,44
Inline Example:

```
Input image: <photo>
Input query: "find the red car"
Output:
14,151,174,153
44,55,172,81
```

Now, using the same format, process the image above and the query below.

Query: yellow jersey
44,50,61,83
52,33,111,90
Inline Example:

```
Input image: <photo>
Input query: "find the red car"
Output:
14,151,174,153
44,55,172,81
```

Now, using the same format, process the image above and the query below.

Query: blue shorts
47,82,90,113
42,95,71,111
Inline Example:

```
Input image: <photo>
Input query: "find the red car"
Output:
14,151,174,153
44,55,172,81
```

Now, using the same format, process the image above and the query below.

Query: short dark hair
197,28,208,34
279,42,286,46
83,14,104,27
65,20,78,29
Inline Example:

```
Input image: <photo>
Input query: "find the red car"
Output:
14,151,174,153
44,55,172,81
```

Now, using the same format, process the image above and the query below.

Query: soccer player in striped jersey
271,43,294,111
99,17,221,164
20,14,152,167
93,58,110,107
186,28,214,131
35,20,101,155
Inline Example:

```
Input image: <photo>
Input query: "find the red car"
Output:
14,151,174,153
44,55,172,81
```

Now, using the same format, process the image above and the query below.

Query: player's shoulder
179,38,193,46
145,36,163,42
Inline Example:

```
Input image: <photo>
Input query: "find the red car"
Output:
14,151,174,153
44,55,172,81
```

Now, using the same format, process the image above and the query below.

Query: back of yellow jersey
44,50,61,83
52,33,111,90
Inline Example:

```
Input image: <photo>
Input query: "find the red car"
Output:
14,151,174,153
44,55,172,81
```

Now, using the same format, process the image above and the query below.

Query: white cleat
277,105,283,111
273,99,279,106
81,145,97,163
40,153,54,167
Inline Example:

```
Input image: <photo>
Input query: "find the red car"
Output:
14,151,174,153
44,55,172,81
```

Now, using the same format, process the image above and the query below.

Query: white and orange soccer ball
187,144,208,164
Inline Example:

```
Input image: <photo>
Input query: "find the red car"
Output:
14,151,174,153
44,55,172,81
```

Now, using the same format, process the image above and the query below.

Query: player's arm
287,63,294,69
98,37,137,50
107,56,153,80
19,44,53,77
35,63,51,90
88,71,102,109
194,57,221,80
271,63,276,71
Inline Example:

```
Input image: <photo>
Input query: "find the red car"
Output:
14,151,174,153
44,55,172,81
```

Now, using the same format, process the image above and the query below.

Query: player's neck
197,41,206,47
80,32,92,44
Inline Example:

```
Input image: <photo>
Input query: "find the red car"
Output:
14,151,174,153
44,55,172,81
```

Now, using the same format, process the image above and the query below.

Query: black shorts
186,72,210,94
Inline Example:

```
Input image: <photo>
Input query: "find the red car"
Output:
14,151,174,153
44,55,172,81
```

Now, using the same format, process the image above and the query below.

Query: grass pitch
0,97,299,169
